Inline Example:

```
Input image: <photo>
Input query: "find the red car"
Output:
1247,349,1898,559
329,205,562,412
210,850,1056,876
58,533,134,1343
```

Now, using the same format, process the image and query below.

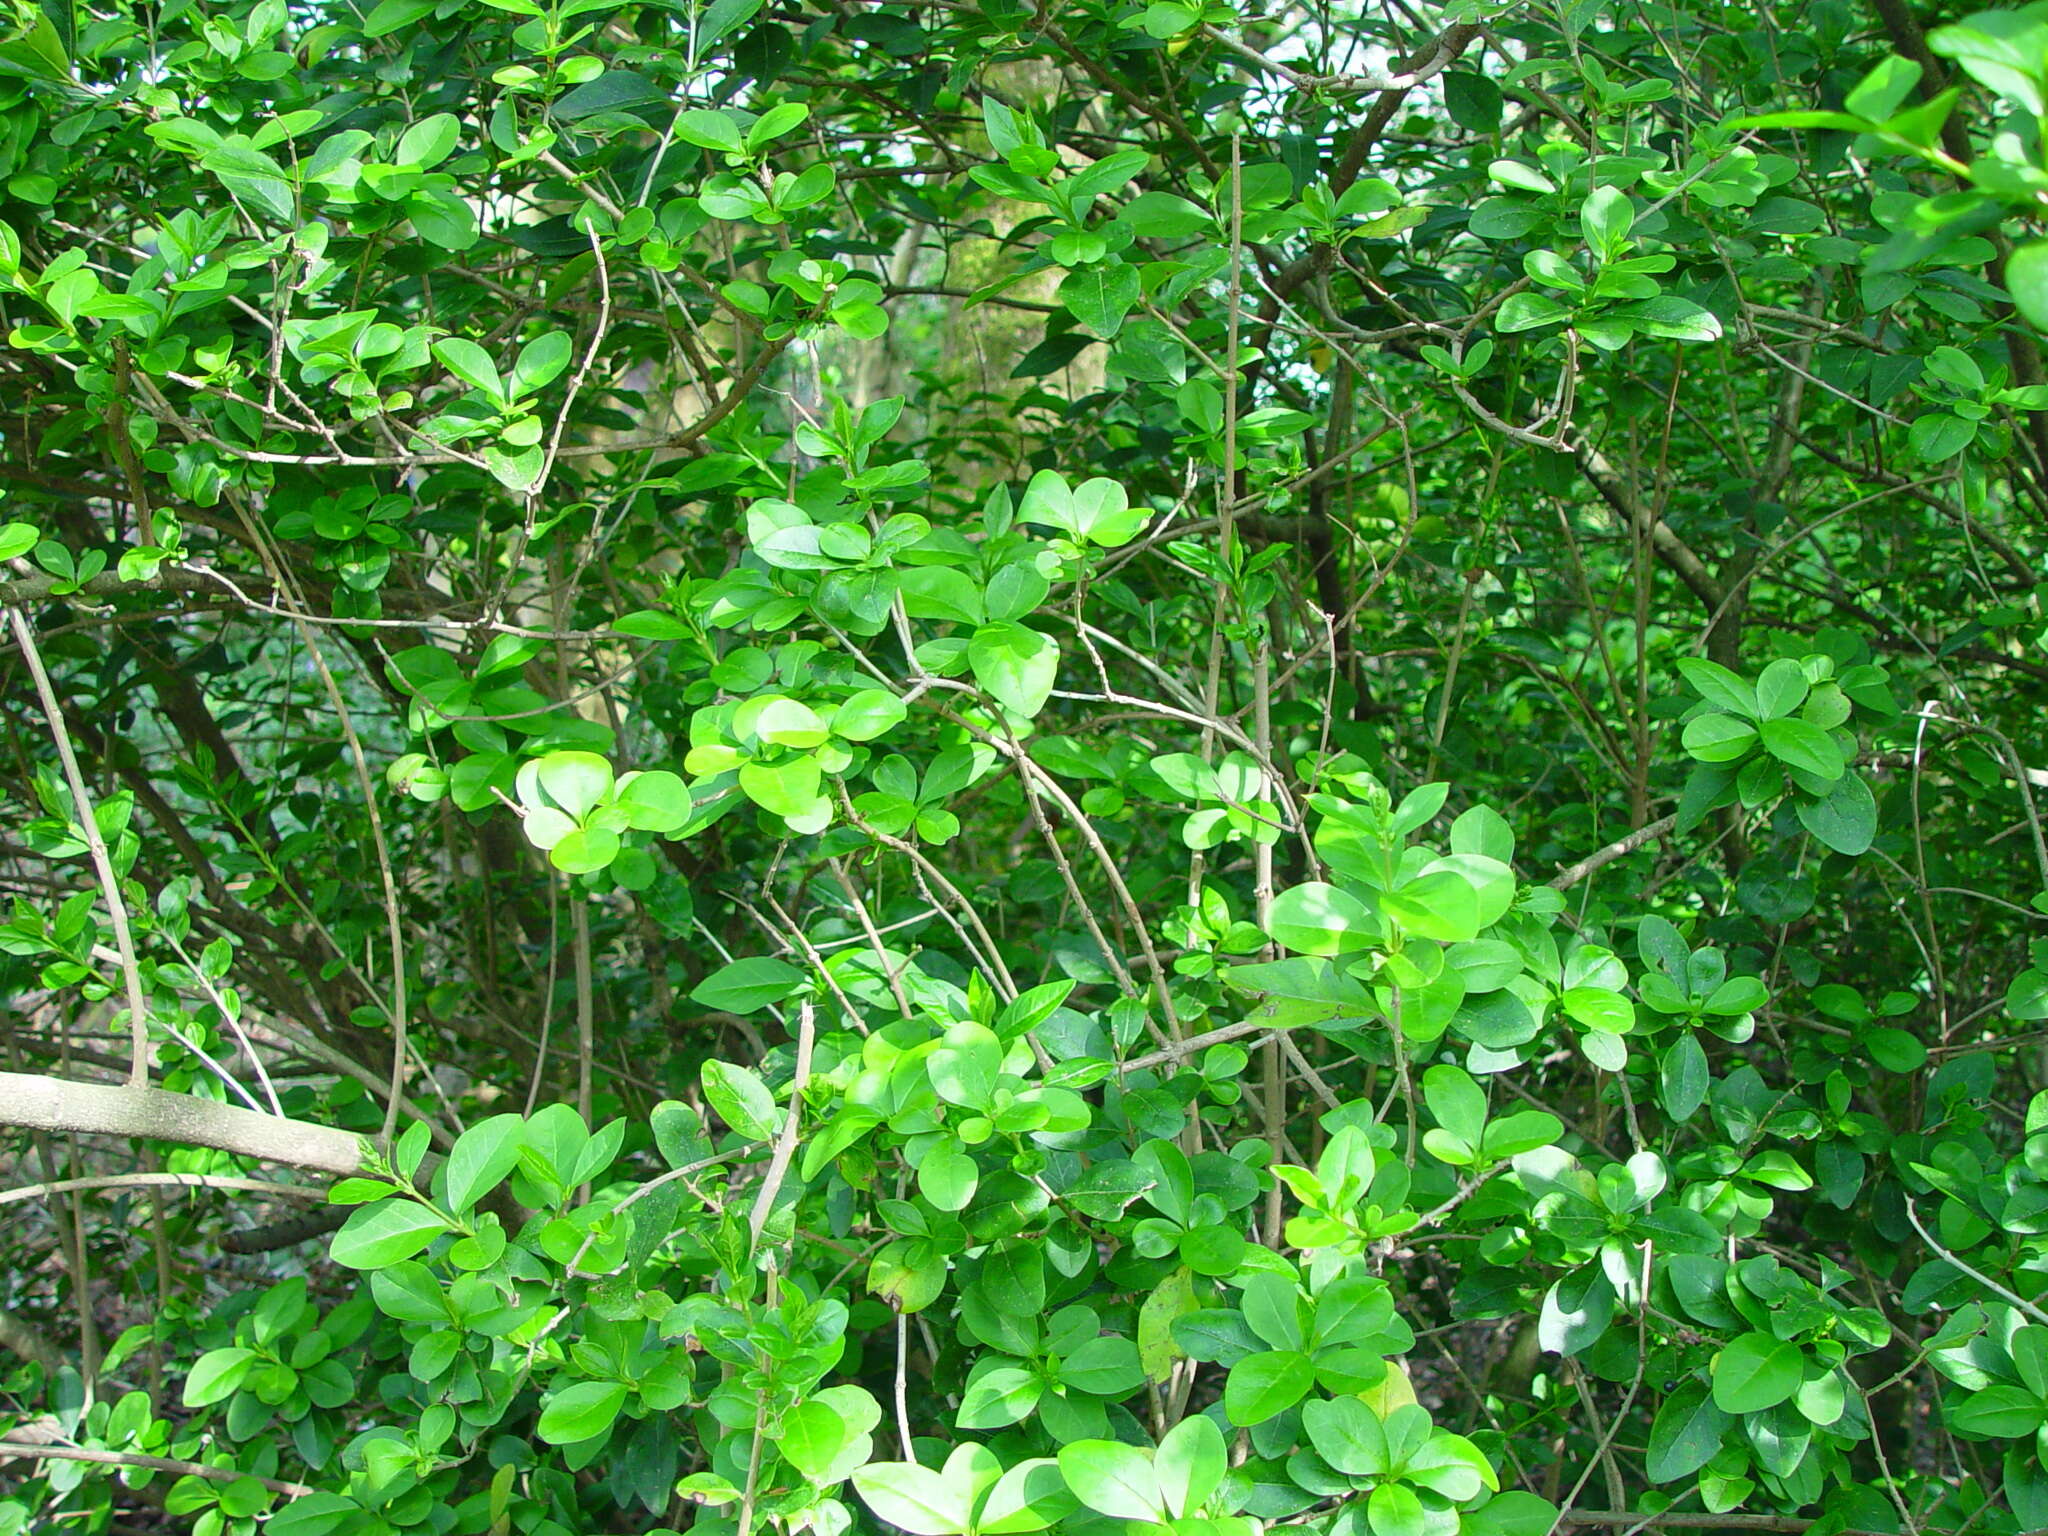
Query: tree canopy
8,2,2048,1536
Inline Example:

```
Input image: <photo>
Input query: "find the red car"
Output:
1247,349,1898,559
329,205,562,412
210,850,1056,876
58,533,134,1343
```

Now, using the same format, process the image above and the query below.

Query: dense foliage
14,2,2048,1536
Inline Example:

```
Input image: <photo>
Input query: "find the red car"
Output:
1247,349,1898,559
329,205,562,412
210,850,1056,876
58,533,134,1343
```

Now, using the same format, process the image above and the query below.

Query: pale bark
0,1073,369,1176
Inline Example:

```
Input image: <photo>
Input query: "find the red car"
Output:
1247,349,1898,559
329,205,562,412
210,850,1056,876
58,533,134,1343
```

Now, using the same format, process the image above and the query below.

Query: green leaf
184,1346,257,1407
1422,1064,1487,1150
330,1201,450,1269
1154,1413,1226,1519
1481,1109,1564,1160
2010,968,2048,1021
1561,987,1633,1033
537,1381,628,1445
433,337,505,402
1682,713,1759,763
1450,803,1515,863
1150,751,1221,801
675,108,744,153
977,1458,1075,1534
1303,1395,1388,1476
1060,261,1141,337
1383,868,1481,942
868,1239,948,1314
1948,1384,2048,1438
2010,240,2048,333
740,695,830,748
748,102,810,151
691,956,806,1014
1121,190,1210,237
1013,333,1096,378
1464,1493,1561,1536
548,825,619,874
701,1058,779,1139
1057,1440,1165,1521
968,622,1059,717
1139,1268,1199,1381
958,1367,1041,1430
443,1113,525,1214
900,568,986,625
1797,773,1875,855
200,140,297,223
521,1103,589,1189
395,113,460,170
980,564,1049,625
554,69,669,121
407,188,480,251
1712,1332,1805,1414
1489,159,1555,193
1676,658,1756,716
1444,71,1504,132
373,1259,449,1323
1909,411,1975,462
1867,1027,1926,1072
1060,1335,1145,1396
1646,1378,1732,1481
1406,1432,1496,1499
1368,1482,1427,1536
1846,54,1924,119
1223,1350,1314,1424
1759,718,1845,781
1660,1033,1710,1121
929,1022,1002,1109
362,0,436,35
1538,1269,1614,1355
738,755,829,826
853,1463,971,1536
833,689,908,741
1580,185,1632,259
1267,882,1377,955
514,331,574,393
1241,1273,1304,1351
918,1145,979,1211
1068,478,1145,547
1753,658,1810,720
779,1397,860,1478
1619,296,1721,342
1495,291,1570,332
615,770,691,832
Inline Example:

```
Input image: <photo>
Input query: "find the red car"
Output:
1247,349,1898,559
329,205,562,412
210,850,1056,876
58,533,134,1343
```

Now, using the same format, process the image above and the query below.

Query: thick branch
0,1072,369,1175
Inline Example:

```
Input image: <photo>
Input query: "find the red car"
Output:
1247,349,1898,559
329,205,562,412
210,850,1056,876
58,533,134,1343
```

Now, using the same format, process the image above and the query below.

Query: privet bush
10,4,2048,1536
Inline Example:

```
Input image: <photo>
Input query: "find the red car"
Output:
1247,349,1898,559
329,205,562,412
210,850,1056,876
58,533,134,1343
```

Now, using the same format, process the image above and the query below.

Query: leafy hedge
9,3,2048,1536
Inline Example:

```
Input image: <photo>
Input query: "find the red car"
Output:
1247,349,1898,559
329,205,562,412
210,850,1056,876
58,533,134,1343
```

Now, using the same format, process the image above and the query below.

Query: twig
1549,815,1679,891
895,1307,915,1459
1555,1516,1906,1536
1903,1197,2048,1326
747,1001,817,1243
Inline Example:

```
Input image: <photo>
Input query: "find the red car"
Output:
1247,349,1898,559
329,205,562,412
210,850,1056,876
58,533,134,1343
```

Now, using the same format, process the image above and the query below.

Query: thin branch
1549,815,1679,891
0,1439,314,1498
7,605,154,1086
748,1001,817,1243
0,1171,325,1208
